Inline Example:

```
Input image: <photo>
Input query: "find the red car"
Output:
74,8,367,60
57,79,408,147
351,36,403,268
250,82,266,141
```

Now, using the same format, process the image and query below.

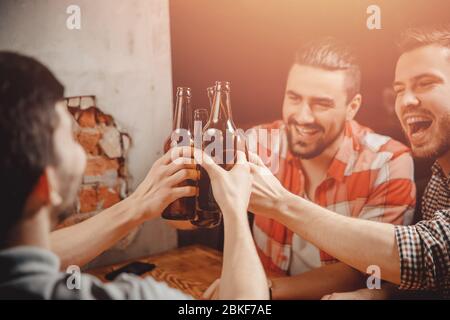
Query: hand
321,288,389,300
247,152,290,218
128,146,198,221
195,149,251,216
203,277,272,300
202,278,220,300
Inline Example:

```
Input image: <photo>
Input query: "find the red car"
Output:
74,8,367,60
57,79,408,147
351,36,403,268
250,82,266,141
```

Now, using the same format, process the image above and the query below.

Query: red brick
118,163,128,177
84,157,119,176
78,108,97,128
67,97,81,108
78,186,98,213
97,113,114,126
80,96,95,109
121,133,131,154
99,126,122,158
97,186,121,209
77,130,101,155
67,106,80,120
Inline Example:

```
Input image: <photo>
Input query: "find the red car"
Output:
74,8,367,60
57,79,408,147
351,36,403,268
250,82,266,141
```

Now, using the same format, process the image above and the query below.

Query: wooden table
87,245,223,299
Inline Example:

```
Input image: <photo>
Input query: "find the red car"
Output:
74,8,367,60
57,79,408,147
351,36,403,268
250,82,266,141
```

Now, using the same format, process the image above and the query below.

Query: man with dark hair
294,37,361,106
204,38,416,299
246,25,450,299
0,51,268,299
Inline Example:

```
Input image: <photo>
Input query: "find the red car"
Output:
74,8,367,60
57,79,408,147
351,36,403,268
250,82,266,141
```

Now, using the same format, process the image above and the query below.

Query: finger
202,282,217,300
194,148,224,178
235,150,247,165
212,288,219,300
231,151,250,174
203,279,220,300
247,151,258,165
249,161,273,178
166,169,199,187
169,185,197,201
162,146,194,165
136,161,160,195
248,151,266,167
166,157,196,176
236,135,247,155
321,294,331,300
249,162,263,174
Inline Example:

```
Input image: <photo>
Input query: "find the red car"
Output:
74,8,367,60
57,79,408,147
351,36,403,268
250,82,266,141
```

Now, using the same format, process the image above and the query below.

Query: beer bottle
162,87,195,220
194,81,244,227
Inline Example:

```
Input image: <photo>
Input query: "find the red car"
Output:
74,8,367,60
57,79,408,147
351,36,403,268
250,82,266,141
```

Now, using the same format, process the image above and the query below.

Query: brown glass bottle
162,87,195,221
189,107,215,228
194,81,245,228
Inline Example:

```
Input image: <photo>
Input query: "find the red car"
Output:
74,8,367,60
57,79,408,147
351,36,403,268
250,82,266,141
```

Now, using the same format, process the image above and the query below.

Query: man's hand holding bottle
193,148,252,220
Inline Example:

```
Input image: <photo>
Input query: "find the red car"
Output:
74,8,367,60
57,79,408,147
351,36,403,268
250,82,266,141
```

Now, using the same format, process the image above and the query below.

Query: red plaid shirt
252,120,416,276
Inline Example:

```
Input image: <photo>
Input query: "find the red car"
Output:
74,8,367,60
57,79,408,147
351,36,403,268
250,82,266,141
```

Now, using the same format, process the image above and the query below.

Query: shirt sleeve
358,152,416,225
320,152,416,266
394,209,450,291
54,273,194,300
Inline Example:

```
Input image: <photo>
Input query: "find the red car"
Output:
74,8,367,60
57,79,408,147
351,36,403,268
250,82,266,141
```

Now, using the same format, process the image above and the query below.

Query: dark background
169,0,450,249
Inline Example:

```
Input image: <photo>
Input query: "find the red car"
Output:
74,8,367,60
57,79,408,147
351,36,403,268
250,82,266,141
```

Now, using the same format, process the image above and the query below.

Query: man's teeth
295,126,319,134
405,116,431,125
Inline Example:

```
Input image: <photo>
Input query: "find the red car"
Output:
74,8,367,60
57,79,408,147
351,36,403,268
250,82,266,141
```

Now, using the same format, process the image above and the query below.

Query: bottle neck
173,93,192,131
209,86,235,130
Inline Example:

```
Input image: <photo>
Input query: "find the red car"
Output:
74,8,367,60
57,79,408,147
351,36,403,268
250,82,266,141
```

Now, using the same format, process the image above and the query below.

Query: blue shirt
0,246,193,300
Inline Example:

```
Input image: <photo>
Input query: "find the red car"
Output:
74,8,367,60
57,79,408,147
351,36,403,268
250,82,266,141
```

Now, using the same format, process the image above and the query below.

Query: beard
286,117,345,159
403,111,450,159
50,167,83,227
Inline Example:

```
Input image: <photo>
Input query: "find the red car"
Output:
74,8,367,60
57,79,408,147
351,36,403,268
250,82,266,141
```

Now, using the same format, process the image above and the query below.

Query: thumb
248,151,266,167
235,150,248,165
203,278,220,300
194,148,223,178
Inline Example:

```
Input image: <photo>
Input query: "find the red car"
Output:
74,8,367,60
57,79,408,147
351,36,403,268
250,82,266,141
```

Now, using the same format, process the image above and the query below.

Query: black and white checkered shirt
395,162,450,298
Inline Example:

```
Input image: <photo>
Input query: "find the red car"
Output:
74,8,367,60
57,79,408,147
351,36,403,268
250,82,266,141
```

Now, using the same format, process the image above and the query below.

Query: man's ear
45,167,63,208
346,94,362,121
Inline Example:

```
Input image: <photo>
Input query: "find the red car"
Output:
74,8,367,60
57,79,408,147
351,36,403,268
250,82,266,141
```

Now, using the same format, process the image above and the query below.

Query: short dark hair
0,52,63,239
398,24,450,54
294,37,361,103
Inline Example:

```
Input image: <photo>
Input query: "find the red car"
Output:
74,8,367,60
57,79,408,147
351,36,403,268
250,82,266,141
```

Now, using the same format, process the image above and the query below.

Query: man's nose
293,103,315,124
398,90,420,110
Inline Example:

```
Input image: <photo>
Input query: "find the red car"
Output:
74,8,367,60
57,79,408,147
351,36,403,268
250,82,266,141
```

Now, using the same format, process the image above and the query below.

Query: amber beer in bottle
195,81,244,227
190,107,214,228
162,87,195,220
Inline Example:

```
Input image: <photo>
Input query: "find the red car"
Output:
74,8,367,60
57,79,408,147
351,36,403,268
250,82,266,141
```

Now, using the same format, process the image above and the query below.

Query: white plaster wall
0,0,177,267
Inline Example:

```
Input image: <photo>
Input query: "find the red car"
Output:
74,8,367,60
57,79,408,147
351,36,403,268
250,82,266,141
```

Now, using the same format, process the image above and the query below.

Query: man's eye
314,102,333,108
418,81,435,88
288,95,300,102
393,88,404,95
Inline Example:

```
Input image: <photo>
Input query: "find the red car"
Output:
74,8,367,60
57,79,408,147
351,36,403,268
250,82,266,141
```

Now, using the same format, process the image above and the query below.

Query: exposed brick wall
59,95,131,228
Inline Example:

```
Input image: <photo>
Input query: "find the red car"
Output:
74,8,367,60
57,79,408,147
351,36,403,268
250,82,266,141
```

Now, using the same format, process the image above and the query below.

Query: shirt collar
327,121,360,183
431,161,450,189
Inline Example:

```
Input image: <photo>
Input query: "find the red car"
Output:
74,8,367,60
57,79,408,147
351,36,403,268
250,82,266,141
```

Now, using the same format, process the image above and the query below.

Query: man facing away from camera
0,52,268,300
